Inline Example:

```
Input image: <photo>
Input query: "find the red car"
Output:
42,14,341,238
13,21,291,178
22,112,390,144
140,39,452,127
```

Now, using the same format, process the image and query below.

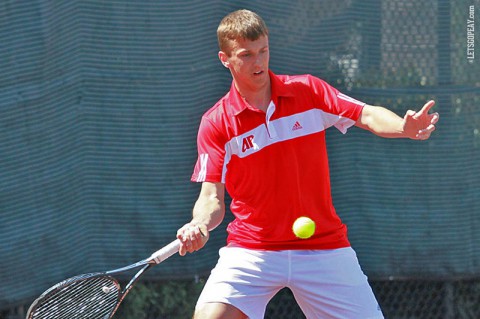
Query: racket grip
149,239,181,264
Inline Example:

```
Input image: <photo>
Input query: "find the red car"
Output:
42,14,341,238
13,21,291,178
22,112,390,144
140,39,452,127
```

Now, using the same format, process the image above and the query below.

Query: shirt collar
228,70,294,116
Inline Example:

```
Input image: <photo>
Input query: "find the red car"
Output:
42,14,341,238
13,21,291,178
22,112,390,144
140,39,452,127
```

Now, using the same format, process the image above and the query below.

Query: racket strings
30,276,120,319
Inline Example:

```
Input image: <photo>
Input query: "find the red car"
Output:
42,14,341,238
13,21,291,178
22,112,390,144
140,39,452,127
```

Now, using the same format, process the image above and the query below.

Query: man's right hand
176,222,209,256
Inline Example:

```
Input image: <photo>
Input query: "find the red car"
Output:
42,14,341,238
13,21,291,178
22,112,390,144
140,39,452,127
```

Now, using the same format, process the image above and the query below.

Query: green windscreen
0,0,478,307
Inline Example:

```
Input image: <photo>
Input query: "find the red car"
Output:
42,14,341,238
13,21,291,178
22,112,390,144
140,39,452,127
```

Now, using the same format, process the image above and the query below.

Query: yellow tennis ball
292,217,315,239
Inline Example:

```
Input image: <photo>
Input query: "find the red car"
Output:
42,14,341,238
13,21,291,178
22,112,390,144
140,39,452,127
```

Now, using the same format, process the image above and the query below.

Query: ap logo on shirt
242,135,257,152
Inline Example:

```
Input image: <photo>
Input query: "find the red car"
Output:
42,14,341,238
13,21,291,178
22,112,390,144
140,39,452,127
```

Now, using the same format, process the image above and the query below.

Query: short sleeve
191,116,226,183
308,75,365,134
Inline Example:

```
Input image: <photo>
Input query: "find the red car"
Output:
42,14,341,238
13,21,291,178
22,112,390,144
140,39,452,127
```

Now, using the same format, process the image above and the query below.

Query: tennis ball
292,217,315,239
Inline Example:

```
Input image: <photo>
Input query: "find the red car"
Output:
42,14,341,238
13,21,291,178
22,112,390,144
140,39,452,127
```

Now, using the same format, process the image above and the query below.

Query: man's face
219,35,270,91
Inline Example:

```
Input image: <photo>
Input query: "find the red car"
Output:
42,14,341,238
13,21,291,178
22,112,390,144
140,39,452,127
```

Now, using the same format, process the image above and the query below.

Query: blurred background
1,0,479,318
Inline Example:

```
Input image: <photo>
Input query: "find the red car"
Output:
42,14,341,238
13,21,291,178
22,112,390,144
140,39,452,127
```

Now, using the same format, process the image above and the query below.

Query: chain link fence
3,278,479,319
265,279,480,319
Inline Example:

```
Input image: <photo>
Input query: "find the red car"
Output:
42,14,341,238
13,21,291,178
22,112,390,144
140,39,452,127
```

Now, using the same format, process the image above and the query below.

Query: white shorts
196,246,384,319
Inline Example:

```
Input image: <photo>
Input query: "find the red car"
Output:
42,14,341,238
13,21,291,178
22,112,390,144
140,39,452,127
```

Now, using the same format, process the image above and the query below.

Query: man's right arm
177,182,226,256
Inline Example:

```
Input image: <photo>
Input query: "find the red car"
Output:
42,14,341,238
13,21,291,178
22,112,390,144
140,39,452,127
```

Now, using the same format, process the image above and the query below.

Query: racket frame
26,239,181,319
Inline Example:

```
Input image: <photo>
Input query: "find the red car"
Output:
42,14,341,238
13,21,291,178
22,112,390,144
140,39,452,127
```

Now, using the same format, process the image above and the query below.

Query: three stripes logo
337,93,364,106
196,153,208,182
292,121,303,131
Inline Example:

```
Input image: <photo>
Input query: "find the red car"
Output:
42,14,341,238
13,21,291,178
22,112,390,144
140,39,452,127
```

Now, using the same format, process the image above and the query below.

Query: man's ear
218,51,229,68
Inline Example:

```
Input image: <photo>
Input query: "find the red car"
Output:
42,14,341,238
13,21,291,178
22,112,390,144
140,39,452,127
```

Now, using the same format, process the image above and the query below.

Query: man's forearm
191,182,226,231
356,104,406,138
192,194,225,231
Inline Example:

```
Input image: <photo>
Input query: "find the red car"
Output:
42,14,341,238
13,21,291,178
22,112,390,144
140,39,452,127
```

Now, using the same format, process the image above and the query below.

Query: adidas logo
292,121,303,131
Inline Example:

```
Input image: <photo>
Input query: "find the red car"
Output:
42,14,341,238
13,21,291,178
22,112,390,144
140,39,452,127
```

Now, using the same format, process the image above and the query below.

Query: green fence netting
0,0,478,309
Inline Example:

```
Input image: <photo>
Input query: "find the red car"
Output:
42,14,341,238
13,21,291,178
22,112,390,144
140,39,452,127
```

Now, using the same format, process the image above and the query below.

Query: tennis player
177,9,439,319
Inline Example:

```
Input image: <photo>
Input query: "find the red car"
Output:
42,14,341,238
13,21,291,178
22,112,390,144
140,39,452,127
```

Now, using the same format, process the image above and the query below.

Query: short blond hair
217,9,269,54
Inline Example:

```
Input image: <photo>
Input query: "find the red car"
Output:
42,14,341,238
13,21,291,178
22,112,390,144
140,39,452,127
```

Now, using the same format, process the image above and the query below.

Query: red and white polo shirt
191,71,364,250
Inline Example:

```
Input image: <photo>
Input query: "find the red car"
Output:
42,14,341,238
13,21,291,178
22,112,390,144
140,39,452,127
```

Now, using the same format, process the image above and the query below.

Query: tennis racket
26,239,181,319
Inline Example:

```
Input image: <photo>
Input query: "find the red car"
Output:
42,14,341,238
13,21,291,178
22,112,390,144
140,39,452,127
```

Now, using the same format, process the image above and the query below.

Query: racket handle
149,239,181,264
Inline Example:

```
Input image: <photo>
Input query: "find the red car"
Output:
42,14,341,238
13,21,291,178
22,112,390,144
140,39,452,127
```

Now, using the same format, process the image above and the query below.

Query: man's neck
234,81,271,113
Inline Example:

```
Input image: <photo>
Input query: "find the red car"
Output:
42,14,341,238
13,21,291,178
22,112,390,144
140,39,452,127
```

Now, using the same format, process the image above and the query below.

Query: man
176,9,439,319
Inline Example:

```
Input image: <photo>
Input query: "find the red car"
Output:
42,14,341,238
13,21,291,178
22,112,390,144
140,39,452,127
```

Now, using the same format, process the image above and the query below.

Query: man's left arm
355,100,440,140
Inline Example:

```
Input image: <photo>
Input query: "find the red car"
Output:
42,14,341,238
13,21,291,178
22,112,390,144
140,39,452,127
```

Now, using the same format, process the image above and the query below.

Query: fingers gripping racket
26,239,181,319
